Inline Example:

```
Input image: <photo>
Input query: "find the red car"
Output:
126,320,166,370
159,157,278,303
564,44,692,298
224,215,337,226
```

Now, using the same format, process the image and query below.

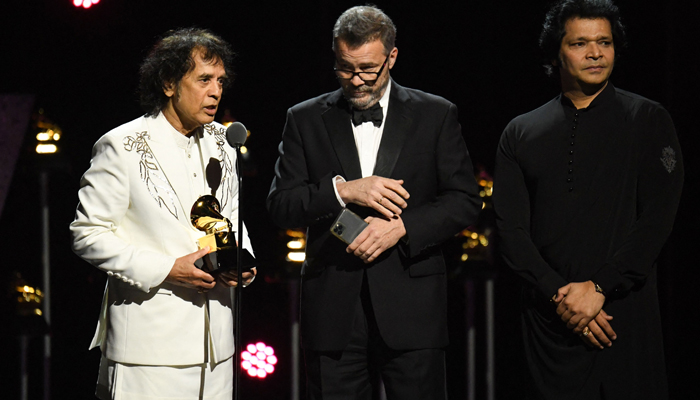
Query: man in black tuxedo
267,5,481,399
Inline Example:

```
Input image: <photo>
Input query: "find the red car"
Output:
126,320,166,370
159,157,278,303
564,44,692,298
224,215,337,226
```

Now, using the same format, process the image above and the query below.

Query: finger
347,229,370,253
360,240,382,262
199,279,216,290
588,321,611,348
193,268,215,285
557,303,569,318
581,331,603,349
216,277,237,287
571,317,589,333
354,239,374,259
599,309,613,320
372,199,397,218
218,273,238,282
357,226,383,258
555,284,570,303
376,195,404,216
596,314,617,340
192,246,211,258
566,316,579,330
383,179,410,200
555,302,564,316
365,245,386,263
565,313,582,329
380,189,409,210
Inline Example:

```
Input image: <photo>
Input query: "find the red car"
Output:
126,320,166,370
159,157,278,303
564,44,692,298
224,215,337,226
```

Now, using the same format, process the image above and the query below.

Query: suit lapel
322,90,363,181
199,124,235,211
143,116,192,224
373,81,413,178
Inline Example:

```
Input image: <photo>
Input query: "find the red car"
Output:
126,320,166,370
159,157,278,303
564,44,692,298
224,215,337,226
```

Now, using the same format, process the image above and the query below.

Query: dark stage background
1,0,698,398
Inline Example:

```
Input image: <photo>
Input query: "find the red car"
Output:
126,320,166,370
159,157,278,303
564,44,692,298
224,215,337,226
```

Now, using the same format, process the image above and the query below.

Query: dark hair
539,0,626,76
332,5,396,55
139,27,235,117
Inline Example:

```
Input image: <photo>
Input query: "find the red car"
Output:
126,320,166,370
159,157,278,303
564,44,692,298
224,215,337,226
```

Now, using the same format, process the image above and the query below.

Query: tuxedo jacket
267,81,481,351
70,113,253,366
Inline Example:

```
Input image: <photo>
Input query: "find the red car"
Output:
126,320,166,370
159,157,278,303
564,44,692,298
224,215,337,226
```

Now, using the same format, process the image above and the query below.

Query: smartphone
330,208,368,244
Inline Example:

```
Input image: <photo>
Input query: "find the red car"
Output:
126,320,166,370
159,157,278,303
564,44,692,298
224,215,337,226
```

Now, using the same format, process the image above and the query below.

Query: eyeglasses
334,53,390,85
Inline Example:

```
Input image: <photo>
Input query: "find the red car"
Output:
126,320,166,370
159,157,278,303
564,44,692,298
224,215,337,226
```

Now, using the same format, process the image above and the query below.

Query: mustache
349,85,372,92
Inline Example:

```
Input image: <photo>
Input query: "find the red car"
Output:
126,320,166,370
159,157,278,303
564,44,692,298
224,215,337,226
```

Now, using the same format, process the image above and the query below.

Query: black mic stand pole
234,143,243,400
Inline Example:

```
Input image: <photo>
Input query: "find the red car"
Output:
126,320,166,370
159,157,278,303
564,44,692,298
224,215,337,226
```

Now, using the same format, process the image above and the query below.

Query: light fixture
241,342,277,379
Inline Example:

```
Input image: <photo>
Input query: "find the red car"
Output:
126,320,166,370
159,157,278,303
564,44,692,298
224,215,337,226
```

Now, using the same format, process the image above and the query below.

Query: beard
343,76,389,110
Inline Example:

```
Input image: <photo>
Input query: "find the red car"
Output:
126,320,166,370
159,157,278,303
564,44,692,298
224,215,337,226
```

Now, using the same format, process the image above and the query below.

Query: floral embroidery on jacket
660,146,677,174
204,124,234,210
123,132,179,219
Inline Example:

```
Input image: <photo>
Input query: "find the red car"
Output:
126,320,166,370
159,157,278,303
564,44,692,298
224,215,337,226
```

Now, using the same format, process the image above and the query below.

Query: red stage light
241,341,276,379
73,0,100,8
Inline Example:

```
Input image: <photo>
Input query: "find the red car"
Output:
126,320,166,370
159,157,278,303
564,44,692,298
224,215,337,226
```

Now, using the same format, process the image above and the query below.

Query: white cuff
332,175,347,207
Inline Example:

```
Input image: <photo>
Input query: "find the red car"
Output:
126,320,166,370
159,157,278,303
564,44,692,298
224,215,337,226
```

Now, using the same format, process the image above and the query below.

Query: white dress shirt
333,81,392,206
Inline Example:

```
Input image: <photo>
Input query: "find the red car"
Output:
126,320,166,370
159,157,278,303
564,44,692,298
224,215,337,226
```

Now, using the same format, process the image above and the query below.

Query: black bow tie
351,103,383,127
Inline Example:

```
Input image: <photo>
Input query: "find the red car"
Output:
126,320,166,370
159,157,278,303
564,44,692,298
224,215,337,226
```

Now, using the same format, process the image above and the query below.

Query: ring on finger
582,327,590,336
378,197,384,205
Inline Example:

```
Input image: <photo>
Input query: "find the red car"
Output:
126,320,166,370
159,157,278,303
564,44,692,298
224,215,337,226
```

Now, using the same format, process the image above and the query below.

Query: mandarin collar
559,82,616,111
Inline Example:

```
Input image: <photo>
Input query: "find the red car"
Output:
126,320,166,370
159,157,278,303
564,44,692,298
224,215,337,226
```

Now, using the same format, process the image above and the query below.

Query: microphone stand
234,143,243,400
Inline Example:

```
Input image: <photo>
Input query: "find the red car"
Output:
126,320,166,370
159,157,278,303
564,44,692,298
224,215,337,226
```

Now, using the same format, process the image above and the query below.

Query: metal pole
485,278,495,400
465,279,475,400
234,146,243,400
289,279,300,400
20,335,29,400
40,170,51,400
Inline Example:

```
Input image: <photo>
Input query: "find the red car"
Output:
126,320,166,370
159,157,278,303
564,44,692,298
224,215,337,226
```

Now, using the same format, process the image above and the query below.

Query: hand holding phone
330,208,368,244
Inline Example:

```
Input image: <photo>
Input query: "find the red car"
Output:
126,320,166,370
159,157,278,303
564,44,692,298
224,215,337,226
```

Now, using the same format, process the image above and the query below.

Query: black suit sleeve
267,108,343,229
400,103,482,258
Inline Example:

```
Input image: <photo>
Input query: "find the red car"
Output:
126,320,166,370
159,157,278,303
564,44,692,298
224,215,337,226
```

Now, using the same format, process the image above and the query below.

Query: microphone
226,122,248,147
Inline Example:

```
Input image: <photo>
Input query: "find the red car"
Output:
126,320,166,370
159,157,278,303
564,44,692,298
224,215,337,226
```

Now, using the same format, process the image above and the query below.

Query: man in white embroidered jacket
70,28,255,400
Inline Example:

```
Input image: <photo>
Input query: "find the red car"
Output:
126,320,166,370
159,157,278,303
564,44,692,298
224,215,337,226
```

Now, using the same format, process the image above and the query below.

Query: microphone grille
225,122,248,146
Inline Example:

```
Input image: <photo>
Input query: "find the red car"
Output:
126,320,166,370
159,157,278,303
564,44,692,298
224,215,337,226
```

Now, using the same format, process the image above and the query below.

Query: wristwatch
592,281,606,297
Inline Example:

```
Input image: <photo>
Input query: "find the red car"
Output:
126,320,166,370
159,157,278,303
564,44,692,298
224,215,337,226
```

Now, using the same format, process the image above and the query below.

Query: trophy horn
190,195,233,251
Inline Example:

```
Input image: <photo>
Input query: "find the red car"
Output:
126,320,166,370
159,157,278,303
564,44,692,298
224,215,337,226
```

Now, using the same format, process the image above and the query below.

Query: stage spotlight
286,252,305,262
73,0,100,9
287,238,305,249
241,341,277,379
35,113,62,155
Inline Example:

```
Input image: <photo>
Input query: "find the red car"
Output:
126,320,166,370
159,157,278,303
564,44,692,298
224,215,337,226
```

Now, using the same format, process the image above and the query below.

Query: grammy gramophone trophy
190,195,255,274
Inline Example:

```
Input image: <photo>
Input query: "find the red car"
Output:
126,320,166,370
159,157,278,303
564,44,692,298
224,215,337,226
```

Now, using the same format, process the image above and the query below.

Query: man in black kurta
493,1,683,399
